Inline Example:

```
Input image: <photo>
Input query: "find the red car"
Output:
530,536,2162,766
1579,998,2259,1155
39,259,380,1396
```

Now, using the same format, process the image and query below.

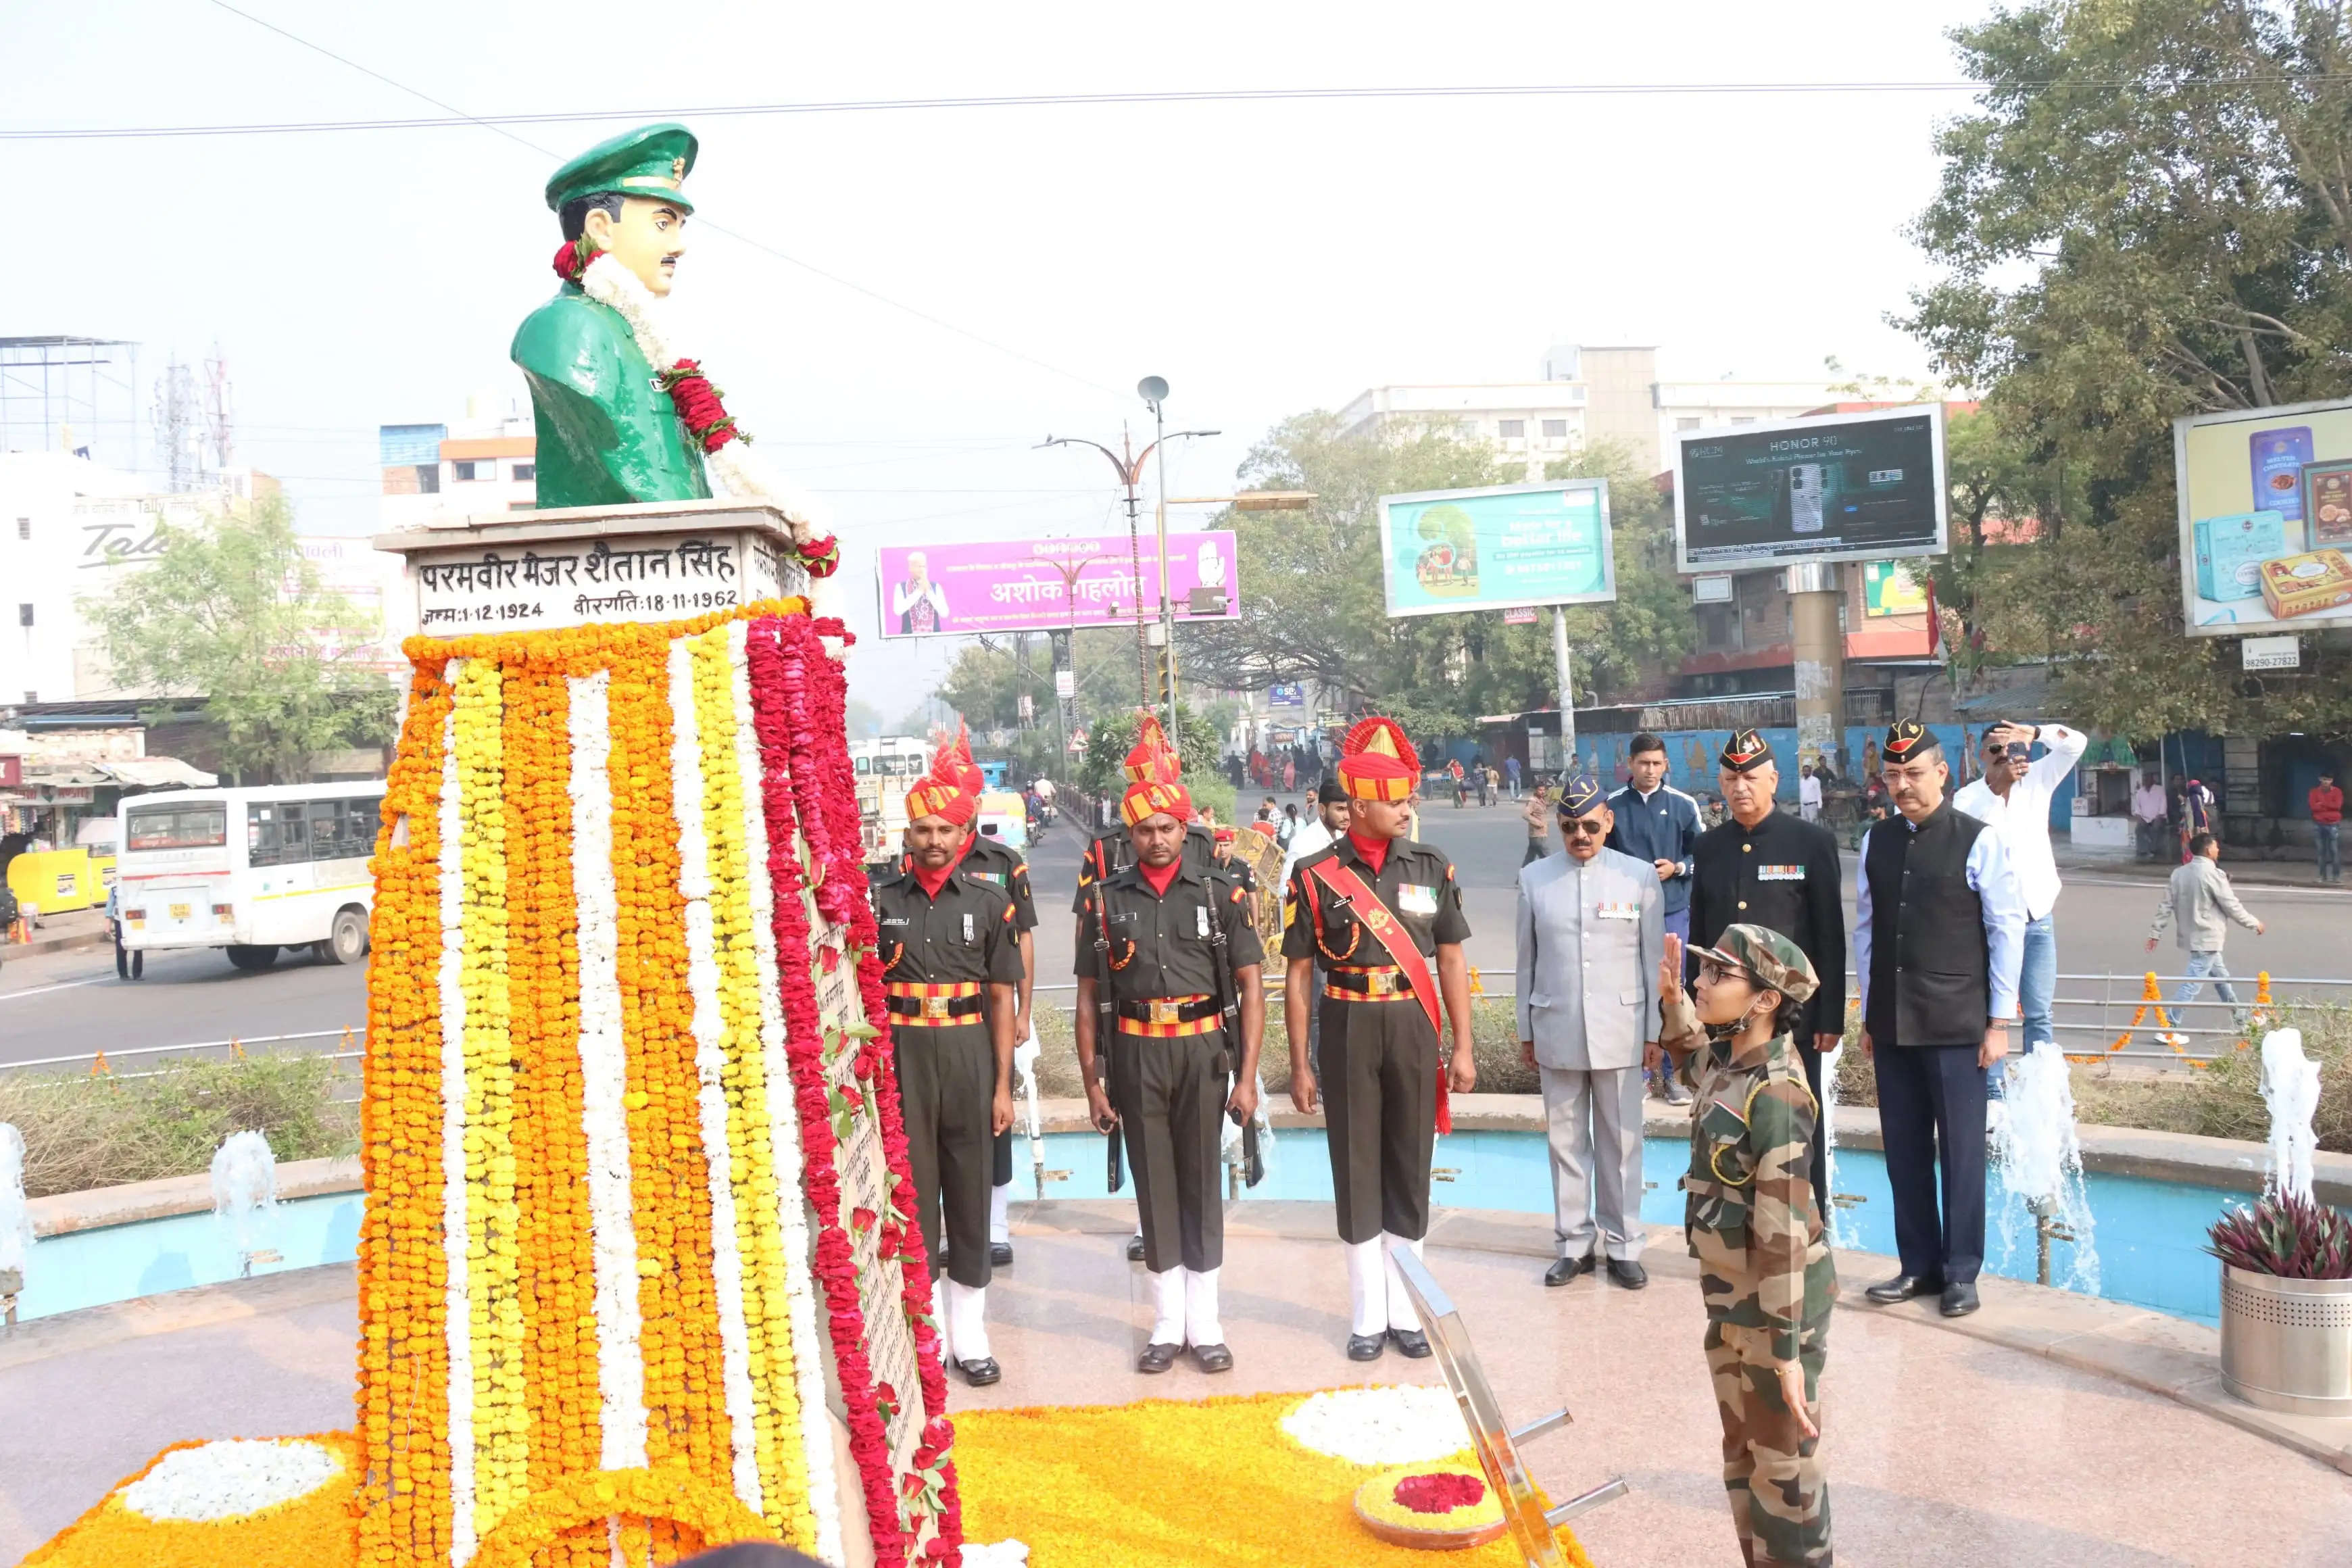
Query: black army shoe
1940,1282,1981,1317
958,1357,1002,1387
1125,1234,1147,1263
1864,1273,1944,1304
1191,1343,1233,1374
1388,1327,1433,1358
1136,1341,1181,1374
1605,1258,1648,1290
1544,1254,1596,1288
990,1242,1014,1268
1346,1333,1387,1361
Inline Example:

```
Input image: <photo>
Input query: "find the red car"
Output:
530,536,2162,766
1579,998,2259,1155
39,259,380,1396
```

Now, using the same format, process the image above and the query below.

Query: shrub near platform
0,1052,353,1198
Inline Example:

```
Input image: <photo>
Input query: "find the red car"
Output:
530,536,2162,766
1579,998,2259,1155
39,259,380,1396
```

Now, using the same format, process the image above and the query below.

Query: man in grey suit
1516,773,1663,1290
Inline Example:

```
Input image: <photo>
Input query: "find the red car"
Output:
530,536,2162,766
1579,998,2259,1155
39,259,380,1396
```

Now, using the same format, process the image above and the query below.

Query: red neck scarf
1346,829,1391,875
1137,857,1183,896
913,862,955,898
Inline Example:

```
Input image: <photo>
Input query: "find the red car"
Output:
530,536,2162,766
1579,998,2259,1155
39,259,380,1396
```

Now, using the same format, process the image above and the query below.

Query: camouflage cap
1691,923,1819,1004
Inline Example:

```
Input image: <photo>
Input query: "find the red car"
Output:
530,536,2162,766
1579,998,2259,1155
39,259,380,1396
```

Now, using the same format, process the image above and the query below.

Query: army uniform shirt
951,832,1039,934
1075,862,1264,997
1071,820,1217,912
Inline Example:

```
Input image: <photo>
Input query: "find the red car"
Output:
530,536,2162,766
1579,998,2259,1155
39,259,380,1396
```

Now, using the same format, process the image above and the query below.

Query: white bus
116,783,383,972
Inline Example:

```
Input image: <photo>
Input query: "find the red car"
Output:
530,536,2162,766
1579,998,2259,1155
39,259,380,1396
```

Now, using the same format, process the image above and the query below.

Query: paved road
5,795,2343,1069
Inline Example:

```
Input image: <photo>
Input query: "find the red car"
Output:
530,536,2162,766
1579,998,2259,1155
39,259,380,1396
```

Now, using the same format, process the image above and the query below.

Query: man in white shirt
2130,770,2169,861
1279,779,1354,1069
1798,764,1823,823
1953,719,2086,1110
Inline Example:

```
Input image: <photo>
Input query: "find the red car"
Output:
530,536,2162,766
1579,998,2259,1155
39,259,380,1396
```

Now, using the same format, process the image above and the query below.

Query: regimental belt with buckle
1323,964,1414,1002
1114,993,1219,1037
885,980,984,1026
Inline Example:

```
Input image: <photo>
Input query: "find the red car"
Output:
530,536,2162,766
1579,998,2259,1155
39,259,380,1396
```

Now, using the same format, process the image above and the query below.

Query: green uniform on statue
1658,923,1837,1568
511,123,716,509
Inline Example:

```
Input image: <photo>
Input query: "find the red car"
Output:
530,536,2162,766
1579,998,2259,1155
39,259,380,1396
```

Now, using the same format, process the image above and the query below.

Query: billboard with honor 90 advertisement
2175,396,2352,636
1673,404,1948,572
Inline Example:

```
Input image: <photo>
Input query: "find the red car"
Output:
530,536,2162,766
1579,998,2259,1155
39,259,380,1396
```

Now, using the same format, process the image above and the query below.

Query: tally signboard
873,531,1240,638
1673,404,1947,571
1375,480,1614,619
2174,395,2352,637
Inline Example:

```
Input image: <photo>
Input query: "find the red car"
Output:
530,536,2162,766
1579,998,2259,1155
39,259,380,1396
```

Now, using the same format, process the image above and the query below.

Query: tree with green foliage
80,498,399,783
1074,704,1236,829
1175,416,1694,739
1903,0,2352,739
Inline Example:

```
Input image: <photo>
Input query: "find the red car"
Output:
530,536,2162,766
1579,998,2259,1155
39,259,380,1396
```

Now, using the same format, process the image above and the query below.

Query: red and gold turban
1338,715,1419,803
1124,713,1181,783
905,766,977,826
937,720,986,797
1120,778,1192,827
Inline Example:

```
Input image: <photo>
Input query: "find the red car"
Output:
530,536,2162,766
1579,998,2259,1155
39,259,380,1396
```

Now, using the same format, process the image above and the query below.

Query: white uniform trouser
935,1276,991,1363
1148,1265,1223,1347
1346,1233,1425,1336
989,1181,1012,1245
1540,1063,1646,1261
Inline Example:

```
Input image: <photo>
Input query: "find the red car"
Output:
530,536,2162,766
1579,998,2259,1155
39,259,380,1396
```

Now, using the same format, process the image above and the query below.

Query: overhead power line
184,0,1125,402
10,74,2347,142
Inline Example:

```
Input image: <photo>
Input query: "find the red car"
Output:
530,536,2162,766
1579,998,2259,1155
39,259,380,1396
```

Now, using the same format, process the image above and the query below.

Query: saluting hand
1658,931,1684,1000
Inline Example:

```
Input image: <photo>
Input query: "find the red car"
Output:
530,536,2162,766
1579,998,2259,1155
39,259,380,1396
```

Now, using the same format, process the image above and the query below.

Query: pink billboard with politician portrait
873,531,1241,637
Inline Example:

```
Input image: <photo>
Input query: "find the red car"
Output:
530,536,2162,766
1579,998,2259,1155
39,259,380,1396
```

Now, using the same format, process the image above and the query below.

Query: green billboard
1375,480,1615,618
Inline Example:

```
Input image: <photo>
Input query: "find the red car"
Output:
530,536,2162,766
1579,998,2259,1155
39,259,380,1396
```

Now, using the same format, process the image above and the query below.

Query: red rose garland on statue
554,241,841,579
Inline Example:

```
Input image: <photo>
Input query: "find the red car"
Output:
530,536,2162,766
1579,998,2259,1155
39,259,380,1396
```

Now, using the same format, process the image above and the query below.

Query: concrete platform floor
4,1206,2349,1567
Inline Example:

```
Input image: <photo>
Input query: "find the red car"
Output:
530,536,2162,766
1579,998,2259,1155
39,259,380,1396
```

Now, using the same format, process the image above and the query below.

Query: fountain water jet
2258,1027,2321,1201
210,1130,280,1276
1990,1042,2101,1293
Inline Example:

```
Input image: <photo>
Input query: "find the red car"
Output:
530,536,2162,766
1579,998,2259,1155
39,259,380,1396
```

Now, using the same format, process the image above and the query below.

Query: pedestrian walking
1953,718,2087,1115
1688,731,1847,1196
1607,733,1701,1104
1505,754,1523,799
2131,770,2170,862
2311,768,2343,884
873,767,1021,1385
1656,925,1836,1568
1798,764,1822,824
105,880,143,981
2147,832,2265,1042
1284,755,1297,793
1517,775,1661,1290
1522,783,1554,865
2180,777,2215,862
1857,720,2026,1321
1284,716,1477,1362
1075,776,1265,1374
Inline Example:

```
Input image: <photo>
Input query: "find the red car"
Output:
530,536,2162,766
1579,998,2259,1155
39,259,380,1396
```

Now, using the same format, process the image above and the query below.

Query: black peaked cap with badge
1719,729,1774,773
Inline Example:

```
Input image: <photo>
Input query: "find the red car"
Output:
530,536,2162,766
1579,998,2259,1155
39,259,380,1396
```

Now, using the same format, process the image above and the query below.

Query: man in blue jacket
1607,733,1701,1103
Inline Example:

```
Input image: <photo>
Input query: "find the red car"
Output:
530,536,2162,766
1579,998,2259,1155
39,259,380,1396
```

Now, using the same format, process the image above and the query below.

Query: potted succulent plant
2209,1191,2352,1415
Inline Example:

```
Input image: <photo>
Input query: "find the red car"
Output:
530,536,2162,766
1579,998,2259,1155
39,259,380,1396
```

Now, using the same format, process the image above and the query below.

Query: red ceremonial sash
1304,858,1451,1133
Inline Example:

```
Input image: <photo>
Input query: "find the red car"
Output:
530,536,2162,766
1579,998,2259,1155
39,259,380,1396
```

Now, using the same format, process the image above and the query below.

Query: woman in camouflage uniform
1653,923,1836,1568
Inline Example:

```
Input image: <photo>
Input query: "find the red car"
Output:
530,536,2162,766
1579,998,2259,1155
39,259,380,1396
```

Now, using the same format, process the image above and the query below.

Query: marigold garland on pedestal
347,598,952,1568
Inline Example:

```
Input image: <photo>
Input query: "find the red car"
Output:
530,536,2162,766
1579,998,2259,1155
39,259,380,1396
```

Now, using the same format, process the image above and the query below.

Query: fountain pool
15,1130,2263,1327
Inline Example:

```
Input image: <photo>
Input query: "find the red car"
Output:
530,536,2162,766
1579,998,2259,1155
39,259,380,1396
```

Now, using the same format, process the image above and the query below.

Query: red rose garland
550,242,841,580
748,616,959,1566
1393,1473,1488,1515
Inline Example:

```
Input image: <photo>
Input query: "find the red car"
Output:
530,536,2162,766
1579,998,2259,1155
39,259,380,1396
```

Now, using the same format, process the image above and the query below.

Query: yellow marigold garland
358,666,454,1567
689,622,812,1544
608,641,727,1479
23,1432,364,1568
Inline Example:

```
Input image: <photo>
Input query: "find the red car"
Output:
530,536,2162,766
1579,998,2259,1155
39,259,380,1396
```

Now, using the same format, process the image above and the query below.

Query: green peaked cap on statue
544,122,699,214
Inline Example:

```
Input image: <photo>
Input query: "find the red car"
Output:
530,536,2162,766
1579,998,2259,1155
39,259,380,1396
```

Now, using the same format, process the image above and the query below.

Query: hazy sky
7,0,1997,706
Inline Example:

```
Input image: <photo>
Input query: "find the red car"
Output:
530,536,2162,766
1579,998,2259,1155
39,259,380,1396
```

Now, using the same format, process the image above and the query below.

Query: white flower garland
435,685,477,1566
1278,1386,1472,1468
668,639,765,1514
731,620,845,1563
579,254,833,552
962,1542,1031,1567
120,1438,343,1523
568,670,649,1471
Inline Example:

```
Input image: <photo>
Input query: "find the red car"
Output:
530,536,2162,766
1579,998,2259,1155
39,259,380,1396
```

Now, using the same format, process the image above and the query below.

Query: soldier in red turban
1281,716,1477,1361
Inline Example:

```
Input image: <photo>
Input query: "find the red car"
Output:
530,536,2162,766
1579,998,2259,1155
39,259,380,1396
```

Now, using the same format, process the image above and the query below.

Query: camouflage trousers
1704,1317,1830,1567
